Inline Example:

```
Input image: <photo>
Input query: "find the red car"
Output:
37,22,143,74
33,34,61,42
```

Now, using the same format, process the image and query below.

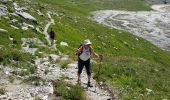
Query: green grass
0,87,6,95
0,47,36,75
93,56,170,99
59,60,72,69
54,79,85,100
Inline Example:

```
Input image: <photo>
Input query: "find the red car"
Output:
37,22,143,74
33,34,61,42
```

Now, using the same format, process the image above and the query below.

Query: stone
21,26,28,30
22,46,38,55
37,10,44,16
0,28,8,32
0,95,7,99
10,25,19,29
21,38,44,46
49,54,60,61
42,95,48,100
0,5,7,15
60,55,69,61
60,41,68,46
13,3,37,21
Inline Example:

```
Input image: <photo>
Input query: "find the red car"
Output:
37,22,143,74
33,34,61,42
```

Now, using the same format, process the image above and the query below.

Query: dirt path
33,54,117,100
63,62,116,100
43,12,56,49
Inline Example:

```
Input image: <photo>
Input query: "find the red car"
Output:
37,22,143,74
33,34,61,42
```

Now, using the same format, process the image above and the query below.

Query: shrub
0,87,6,95
54,80,85,100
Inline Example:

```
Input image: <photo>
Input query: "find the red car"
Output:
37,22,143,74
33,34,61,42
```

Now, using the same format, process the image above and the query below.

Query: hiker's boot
87,81,93,87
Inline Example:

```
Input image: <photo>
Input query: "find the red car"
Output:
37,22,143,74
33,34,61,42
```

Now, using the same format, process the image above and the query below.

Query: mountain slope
0,0,170,99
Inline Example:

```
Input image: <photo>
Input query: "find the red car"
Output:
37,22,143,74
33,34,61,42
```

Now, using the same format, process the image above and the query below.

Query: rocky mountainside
91,4,170,51
146,0,170,4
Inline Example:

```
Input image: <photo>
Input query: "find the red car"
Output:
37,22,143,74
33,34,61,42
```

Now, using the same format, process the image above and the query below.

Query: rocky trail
1,53,117,100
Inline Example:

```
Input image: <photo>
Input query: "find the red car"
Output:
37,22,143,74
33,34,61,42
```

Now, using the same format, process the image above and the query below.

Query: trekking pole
95,54,103,91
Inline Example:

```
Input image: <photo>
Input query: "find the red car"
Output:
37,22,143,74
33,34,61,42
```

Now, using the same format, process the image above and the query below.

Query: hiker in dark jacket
76,39,100,87
49,28,55,46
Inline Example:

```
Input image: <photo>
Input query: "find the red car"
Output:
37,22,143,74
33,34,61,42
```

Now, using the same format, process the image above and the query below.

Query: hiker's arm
91,49,99,58
75,46,83,55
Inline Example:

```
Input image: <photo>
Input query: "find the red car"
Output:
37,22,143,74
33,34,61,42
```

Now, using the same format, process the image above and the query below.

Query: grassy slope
0,0,170,99
35,0,170,99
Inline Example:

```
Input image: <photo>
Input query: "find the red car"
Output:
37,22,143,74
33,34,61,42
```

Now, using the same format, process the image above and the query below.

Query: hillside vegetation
0,0,170,99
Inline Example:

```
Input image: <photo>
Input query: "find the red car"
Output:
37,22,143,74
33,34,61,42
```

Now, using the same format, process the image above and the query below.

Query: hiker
164,0,167,4
76,39,100,87
49,28,56,46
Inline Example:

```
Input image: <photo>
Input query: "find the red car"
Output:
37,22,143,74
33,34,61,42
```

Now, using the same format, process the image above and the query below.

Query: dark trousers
78,58,91,76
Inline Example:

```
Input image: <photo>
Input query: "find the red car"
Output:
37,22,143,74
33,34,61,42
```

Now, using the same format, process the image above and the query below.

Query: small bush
54,80,85,100
59,60,72,69
69,85,85,100
0,87,6,95
8,76,15,83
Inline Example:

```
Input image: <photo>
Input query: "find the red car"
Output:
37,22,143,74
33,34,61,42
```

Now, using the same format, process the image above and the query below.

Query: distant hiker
76,39,100,87
49,28,56,46
164,0,167,4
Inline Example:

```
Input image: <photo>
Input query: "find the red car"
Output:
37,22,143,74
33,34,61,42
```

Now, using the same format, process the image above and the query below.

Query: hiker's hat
84,39,92,45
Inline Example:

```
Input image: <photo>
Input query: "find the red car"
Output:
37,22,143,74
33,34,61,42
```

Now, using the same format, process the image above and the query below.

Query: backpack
77,44,92,56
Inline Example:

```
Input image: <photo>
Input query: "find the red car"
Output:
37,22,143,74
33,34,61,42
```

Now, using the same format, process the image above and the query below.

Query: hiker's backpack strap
89,46,92,55
78,45,84,56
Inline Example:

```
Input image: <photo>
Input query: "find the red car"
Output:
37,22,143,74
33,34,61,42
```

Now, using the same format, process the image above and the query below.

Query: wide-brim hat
84,39,92,45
